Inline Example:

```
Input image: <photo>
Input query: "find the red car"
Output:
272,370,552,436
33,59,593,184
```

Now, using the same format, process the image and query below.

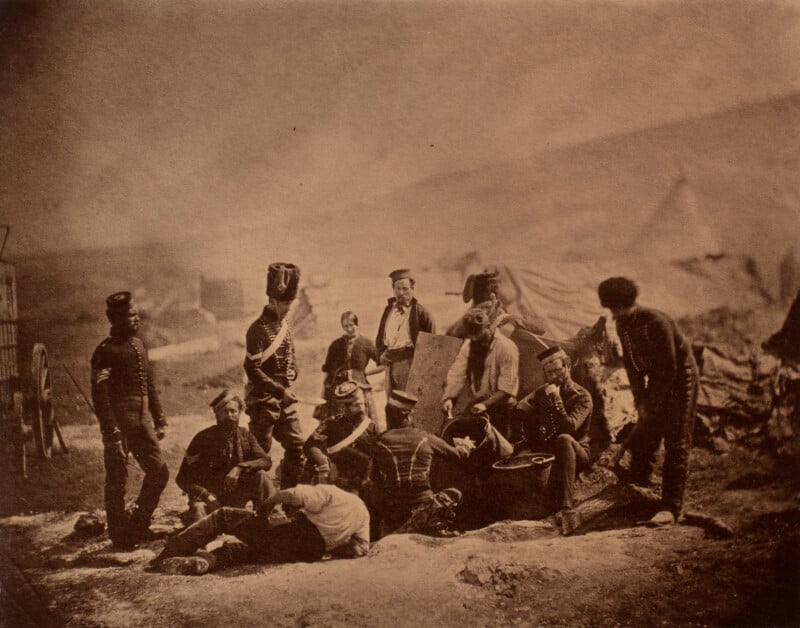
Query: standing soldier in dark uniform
244,262,305,489
91,291,169,550
598,277,699,526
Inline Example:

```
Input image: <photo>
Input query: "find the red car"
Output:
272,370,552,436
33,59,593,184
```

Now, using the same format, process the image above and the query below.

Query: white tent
624,176,723,261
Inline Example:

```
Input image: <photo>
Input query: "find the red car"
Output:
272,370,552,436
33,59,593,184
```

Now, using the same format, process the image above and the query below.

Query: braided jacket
244,306,297,399
90,328,165,438
516,379,592,452
615,306,698,413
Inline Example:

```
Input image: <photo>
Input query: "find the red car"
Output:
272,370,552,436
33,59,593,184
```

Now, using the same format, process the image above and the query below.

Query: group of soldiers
90,262,699,574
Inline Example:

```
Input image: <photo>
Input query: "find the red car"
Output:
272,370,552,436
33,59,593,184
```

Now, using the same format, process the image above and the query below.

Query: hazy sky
2,0,799,259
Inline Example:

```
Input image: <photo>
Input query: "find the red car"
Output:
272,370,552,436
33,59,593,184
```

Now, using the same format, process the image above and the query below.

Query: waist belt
385,346,414,361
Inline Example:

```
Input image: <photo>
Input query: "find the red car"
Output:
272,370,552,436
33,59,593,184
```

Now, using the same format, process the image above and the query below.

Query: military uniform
515,376,593,511
322,334,379,420
244,263,305,489
91,302,169,548
616,306,699,517
370,426,462,536
175,425,273,522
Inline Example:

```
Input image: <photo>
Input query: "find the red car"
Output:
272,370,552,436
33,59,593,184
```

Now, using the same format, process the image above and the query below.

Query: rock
73,512,105,537
460,555,493,586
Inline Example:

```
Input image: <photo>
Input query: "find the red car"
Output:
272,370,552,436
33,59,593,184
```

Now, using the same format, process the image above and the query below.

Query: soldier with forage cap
243,263,305,489
513,345,593,533
375,269,436,392
91,291,169,550
598,277,699,526
176,390,276,525
370,390,465,537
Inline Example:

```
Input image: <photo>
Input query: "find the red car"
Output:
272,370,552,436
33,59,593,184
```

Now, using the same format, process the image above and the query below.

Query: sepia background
1,1,799,626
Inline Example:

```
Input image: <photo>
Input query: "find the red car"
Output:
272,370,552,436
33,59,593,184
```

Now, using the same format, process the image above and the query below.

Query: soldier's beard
218,419,239,432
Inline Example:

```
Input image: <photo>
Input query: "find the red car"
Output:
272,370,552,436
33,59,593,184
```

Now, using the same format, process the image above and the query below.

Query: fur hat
462,272,499,304
333,380,364,404
598,277,638,309
266,262,301,300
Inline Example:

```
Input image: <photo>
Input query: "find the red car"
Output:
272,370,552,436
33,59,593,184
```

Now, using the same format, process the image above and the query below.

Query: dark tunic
516,379,593,453
372,427,461,510
91,329,165,436
322,335,379,387
90,326,169,545
304,411,377,471
615,305,699,516
244,306,297,400
176,425,271,502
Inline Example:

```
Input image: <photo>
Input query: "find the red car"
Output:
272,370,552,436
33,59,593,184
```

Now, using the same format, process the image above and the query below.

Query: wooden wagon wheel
28,343,55,459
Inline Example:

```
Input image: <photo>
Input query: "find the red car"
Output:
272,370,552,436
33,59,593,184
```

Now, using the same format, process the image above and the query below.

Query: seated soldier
176,390,276,524
152,449,370,575
304,380,377,486
513,346,593,534
371,390,466,537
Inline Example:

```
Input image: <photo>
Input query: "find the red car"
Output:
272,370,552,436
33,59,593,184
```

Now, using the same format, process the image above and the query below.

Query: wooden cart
0,226,66,477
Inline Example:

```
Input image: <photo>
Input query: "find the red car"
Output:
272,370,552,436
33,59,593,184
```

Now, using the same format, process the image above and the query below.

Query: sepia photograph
1,0,799,625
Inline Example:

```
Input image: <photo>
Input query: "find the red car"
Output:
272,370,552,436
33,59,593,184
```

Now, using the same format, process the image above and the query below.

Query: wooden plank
405,332,464,435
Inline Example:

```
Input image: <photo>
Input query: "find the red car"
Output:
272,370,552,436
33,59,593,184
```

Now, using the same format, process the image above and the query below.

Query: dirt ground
2,252,799,627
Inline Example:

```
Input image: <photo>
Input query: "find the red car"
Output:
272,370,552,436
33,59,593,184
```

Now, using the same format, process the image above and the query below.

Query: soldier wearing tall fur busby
243,263,305,489
375,269,436,392
91,291,169,550
598,277,699,526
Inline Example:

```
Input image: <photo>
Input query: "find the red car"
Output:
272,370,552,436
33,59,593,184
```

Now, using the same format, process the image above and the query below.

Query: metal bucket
485,452,555,520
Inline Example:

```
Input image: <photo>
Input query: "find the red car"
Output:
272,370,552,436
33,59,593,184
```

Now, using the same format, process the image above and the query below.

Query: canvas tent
623,175,723,262
456,255,770,341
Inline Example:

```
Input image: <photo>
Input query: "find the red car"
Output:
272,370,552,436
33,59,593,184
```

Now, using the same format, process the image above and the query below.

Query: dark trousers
159,508,326,570
486,402,513,441
104,420,169,543
185,470,276,524
246,395,305,489
630,376,698,517
386,356,412,392
377,490,433,538
547,434,590,511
